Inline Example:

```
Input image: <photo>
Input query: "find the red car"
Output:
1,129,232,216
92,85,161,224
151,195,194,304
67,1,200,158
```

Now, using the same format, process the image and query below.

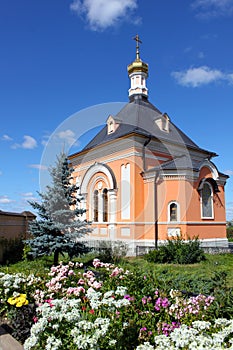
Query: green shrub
94,240,128,263
227,226,233,240
0,236,24,265
144,235,205,264
22,244,33,261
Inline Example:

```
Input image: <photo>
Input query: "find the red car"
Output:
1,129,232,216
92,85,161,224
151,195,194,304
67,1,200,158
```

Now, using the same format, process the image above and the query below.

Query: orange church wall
186,182,226,223
186,224,226,240
70,139,227,247
156,178,188,222
141,175,227,242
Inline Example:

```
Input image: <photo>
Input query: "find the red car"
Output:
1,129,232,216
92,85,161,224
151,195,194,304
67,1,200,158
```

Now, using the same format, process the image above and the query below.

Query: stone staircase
0,326,23,350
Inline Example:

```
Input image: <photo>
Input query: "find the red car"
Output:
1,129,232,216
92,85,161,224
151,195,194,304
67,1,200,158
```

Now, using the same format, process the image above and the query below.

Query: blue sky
0,0,233,220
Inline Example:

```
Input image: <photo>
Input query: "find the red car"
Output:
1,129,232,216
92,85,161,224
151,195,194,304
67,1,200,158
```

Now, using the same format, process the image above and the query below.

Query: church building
69,37,228,255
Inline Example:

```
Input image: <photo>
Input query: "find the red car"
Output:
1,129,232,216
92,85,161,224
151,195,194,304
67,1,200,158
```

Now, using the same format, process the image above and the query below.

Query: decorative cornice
89,221,227,226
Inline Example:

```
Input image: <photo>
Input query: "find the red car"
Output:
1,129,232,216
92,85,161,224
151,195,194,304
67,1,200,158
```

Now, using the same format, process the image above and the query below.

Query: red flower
89,309,95,314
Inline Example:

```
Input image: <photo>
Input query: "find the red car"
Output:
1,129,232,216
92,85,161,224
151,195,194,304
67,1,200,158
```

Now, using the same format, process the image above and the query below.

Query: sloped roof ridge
70,98,215,158
113,98,162,122
160,155,202,171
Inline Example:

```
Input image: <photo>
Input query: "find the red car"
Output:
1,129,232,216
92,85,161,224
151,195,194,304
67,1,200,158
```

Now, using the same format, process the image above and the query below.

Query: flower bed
0,259,233,349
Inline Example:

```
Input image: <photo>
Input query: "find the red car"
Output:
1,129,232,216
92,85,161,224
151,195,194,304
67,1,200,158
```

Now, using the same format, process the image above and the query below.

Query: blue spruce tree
26,152,91,265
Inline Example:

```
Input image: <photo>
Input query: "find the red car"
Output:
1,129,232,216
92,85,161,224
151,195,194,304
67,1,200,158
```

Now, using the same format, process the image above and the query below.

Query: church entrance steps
0,326,24,350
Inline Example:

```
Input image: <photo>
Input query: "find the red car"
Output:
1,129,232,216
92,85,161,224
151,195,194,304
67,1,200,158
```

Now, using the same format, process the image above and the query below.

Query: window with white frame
168,201,179,222
103,188,108,222
201,182,213,218
93,190,99,222
92,187,109,222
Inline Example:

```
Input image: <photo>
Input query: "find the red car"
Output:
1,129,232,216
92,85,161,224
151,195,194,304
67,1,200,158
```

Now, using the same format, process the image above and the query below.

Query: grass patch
125,253,233,289
1,252,233,289
0,255,53,277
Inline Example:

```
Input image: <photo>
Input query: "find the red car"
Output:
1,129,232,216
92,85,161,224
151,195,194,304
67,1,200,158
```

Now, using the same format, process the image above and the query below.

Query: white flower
192,320,211,331
136,342,155,350
214,318,232,327
109,339,117,346
154,335,171,348
170,325,199,347
103,290,114,298
115,286,127,296
45,335,62,350
24,335,38,350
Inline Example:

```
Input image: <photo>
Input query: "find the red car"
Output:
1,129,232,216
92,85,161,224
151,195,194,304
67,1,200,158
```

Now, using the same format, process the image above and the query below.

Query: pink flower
155,297,170,311
93,259,101,268
142,297,147,305
140,327,147,331
124,294,134,301
77,279,85,285
92,281,102,289
45,299,54,308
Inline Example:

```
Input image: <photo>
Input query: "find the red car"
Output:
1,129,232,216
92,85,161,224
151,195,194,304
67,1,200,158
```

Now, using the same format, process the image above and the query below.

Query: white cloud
41,134,50,147
70,0,139,30
224,170,233,176
21,135,37,149
227,202,233,220
20,192,38,202
198,51,205,59
2,134,13,141
21,192,34,197
227,73,233,84
12,135,37,149
56,129,77,146
192,0,233,18
184,47,192,53
0,195,15,204
171,66,233,87
29,164,48,171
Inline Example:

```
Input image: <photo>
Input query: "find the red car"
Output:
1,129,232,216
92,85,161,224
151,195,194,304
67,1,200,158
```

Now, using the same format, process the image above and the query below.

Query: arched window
93,190,98,222
168,201,179,222
108,121,114,133
201,182,213,218
170,203,177,221
103,188,108,222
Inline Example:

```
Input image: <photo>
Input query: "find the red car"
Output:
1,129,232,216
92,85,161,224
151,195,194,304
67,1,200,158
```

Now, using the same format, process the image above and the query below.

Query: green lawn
127,253,233,286
1,253,233,290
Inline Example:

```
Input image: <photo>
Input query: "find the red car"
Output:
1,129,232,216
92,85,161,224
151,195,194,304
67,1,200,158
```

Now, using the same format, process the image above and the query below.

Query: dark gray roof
159,155,202,171
78,96,215,157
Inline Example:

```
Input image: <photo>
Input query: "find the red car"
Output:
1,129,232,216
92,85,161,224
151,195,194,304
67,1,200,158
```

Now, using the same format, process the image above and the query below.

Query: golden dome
127,59,148,75
127,35,148,76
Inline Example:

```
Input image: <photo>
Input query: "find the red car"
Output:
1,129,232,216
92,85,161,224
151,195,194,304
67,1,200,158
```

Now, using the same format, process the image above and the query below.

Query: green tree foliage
144,235,206,264
227,221,233,241
26,152,91,265
0,237,24,265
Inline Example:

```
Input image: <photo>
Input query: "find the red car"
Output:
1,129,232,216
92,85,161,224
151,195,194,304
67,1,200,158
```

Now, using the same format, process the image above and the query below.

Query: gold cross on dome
133,34,142,60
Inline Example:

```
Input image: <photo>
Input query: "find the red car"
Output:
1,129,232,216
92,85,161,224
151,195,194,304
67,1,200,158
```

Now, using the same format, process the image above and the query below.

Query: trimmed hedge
144,236,206,264
0,236,24,265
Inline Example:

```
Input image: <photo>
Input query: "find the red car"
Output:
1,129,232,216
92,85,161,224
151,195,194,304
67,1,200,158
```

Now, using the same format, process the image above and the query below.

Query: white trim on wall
121,163,131,220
